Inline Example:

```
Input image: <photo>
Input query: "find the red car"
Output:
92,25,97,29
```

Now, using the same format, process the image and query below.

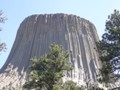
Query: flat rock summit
0,14,100,89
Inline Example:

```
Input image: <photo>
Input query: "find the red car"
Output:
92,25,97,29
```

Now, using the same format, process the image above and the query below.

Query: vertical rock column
0,14,100,88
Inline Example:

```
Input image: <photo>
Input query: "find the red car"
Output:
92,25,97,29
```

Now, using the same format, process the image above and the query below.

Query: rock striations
0,14,100,89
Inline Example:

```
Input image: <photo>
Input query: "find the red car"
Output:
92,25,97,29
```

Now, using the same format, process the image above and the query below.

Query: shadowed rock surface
0,14,100,89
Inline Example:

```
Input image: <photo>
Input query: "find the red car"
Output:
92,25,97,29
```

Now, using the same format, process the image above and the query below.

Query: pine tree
23,44,73,90
97,10,120,84
0,10,7,53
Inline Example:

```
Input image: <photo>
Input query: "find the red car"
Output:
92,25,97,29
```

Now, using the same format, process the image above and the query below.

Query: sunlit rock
0,14,100,89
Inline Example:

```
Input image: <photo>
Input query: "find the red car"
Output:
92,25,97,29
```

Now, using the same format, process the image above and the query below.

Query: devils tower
0,14,100,89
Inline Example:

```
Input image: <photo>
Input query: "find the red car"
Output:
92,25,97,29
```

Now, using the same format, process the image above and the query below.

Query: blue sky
0,0,120,68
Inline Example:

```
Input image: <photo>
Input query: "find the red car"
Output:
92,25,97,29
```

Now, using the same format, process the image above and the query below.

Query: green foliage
62,81,84,90
52,80,84,90
0,10,7,53
97,10,120,84
23,44,72,90
97,62,116,84
0,10,7,23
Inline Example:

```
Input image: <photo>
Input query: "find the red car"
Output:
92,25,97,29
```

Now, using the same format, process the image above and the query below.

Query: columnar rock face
0,14,100,89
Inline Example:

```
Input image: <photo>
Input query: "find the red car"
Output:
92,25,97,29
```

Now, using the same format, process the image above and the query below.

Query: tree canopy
23,44,75,90
0,10,7,53
0,10,6,24
97,10,120,84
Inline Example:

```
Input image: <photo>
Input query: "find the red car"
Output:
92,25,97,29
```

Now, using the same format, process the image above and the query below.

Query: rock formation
0,14,100,89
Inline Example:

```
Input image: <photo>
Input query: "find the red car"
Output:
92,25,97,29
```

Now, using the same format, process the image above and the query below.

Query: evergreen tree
62,81,84,90
97,10,120,84
0,10,7,52
23,44,73,90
